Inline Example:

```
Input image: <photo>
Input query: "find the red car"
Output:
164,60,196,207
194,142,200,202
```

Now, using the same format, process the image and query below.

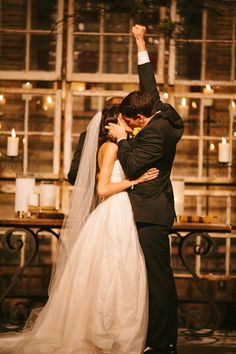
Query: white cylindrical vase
15,177,36,213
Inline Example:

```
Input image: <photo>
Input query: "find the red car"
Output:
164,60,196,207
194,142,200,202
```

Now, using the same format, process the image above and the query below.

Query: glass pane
207,6,233,41
103,35,129,74
0,0,27,29
0,191,14,218
203,100,230,137
172,139,199,177
176,42,201,80
174,98,200,135
0,33,25,70
72,96,98,134
205,43,231,81
202,196,228,224
73,35,99,73
104,12,130,33
74,1,100,32
184,195,198,215
28,136,53,173
202,139,219,178
176,9,202,40
0,94,25,131
30,34,56,71
29,96,55,132
31,0,58,30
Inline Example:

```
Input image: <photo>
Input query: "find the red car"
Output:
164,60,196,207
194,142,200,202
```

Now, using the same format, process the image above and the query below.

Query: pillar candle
230,101,236,117
40,183,57,209
15,177,36,213
218,137,230,163
203,84,214,107
7,129,19,156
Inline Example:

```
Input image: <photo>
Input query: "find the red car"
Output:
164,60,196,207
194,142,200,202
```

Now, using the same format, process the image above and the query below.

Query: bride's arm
97,141,158,199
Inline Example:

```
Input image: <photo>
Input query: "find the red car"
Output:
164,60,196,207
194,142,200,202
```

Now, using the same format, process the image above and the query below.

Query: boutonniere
129,127,142,139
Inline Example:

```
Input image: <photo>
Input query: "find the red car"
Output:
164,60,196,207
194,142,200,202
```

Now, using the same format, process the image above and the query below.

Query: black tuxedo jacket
68,131,86,185
118,62,184,227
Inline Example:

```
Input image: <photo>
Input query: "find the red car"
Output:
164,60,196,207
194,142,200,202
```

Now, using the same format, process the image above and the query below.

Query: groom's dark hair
120,91,155,119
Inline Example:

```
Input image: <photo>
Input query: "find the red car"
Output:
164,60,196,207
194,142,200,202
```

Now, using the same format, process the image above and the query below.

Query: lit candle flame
11,128,16,138
181,97,187,107
232,101,235,108
0,94,4,101
47,96,53,104
206,84,211,91
163,92,169,100
222,137,226,144
210,143,215,151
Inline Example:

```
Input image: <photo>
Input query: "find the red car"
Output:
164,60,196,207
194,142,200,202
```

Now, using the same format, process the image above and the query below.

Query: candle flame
232,101,235,108
210,143,215,151
0,94,4,101
181,97,187,107
163,92,169,100
206,84,211,91
222,137,226,144
11,128,16,138
25,81,31,87
191,101,197,109
47,96,53,104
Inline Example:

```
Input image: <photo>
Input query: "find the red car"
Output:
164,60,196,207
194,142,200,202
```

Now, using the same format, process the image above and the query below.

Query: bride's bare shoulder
98,142,118,166
99,141,118,156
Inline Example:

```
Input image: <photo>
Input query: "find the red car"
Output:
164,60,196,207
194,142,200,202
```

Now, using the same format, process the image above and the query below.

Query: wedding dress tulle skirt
0,191,148,354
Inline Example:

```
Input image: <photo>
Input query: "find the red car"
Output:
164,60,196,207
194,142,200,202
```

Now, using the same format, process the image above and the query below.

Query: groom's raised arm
133,25,161,106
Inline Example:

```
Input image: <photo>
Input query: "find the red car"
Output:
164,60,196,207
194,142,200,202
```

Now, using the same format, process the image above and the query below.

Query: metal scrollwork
174,231,220,336
0,227,39,330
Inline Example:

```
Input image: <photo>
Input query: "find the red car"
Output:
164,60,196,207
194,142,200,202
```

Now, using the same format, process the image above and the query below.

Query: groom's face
122,115,141,129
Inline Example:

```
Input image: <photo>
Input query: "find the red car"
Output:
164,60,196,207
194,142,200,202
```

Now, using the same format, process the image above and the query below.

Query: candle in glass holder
178,97,189,119
229,100,236,117
203,84,214,107
218,137,230,163
7,128,19,156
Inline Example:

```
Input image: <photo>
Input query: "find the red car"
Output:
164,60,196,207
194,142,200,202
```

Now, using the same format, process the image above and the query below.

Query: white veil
48,111,102,294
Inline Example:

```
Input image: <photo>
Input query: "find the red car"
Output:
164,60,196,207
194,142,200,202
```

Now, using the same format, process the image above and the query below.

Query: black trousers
136,223,178,352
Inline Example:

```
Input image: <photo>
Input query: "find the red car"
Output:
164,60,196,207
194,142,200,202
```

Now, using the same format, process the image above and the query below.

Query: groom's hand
132,24,146,41
106,123,127,141
132,24,146,51
118,115,132,133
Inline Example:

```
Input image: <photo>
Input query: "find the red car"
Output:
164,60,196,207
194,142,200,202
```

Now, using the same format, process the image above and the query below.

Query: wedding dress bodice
110,160,126,183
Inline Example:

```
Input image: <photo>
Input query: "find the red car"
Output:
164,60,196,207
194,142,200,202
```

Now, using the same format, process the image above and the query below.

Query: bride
0,104,158,354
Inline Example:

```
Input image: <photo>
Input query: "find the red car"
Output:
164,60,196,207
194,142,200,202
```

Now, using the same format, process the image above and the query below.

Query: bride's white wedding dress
0,161,148,354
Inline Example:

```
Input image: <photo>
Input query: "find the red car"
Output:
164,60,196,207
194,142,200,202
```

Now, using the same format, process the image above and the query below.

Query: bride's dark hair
98,104,120,147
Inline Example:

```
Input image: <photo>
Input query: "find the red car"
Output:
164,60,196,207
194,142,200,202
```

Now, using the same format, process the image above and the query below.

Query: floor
178,329,236,353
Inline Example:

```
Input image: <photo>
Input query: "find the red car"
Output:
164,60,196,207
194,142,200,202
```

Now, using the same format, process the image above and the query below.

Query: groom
107,25,184,354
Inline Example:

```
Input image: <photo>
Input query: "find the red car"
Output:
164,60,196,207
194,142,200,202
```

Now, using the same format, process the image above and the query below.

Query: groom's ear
137,114,146,122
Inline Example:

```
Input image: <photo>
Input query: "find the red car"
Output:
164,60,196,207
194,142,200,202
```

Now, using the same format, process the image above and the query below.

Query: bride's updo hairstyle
98,104,120,147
